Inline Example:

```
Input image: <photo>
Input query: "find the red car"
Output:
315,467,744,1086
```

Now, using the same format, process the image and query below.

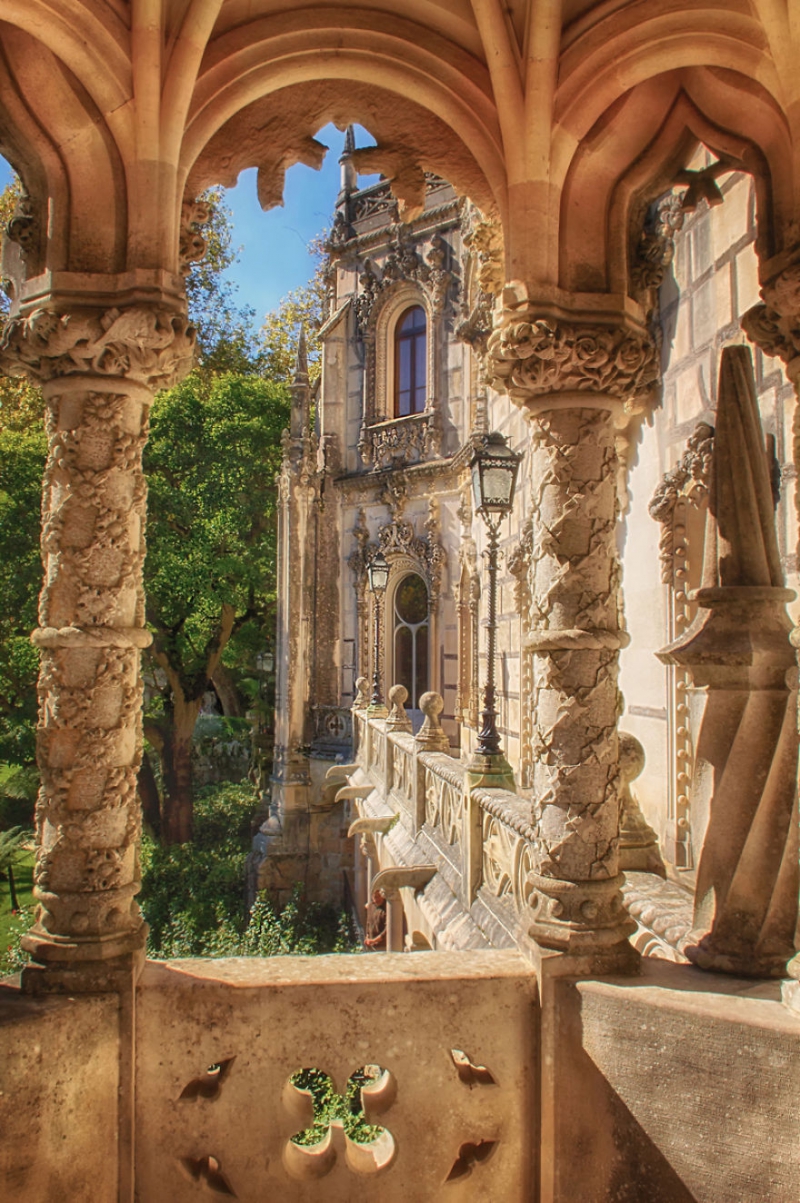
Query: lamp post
367,550,390,717
469,432,521,787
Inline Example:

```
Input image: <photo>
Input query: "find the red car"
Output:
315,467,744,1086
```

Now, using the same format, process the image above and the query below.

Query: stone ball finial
415,691,449,751
386,684,412,733
354,677,370,709
618,731,645,787
617,730,665,878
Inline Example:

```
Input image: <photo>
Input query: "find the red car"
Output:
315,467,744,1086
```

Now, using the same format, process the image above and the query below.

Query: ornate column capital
486,305,659,414
742,254,800,381
0,303,196,390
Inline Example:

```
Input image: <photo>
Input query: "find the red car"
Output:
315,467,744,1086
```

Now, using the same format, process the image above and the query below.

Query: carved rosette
487,317,658,409
0,303,196,991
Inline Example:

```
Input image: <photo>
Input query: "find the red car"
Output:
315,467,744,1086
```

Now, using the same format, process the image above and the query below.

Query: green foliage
186,188,264,376
0,904,34,976
143,371,289,688
140,782,254,953
140,782,358,958
290,1067,384,1147
0,424,46,766
0,762,38,831
0,826,26,877
260,235,328,384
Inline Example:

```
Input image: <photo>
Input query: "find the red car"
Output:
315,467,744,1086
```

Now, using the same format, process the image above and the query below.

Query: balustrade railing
350,692,540,948
134,951,536,1202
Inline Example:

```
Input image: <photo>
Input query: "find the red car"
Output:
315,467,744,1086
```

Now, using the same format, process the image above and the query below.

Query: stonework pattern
487,319,658,407
0,303,196,988
526,406,635,957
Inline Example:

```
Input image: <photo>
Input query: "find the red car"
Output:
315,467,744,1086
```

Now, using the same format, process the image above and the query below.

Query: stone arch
558,75,787,298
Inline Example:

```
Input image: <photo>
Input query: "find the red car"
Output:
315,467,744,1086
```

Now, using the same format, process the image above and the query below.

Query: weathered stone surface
0,984,120,1201
135,952,536,1202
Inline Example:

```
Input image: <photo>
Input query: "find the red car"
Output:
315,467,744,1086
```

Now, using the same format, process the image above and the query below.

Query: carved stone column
488,305,658,971
1,304,195,992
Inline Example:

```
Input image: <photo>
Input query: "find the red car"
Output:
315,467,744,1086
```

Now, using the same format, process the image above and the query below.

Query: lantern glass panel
481,462,515,510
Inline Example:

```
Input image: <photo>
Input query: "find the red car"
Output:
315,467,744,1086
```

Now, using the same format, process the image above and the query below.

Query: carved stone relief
0,302,196,989
649,422,714,868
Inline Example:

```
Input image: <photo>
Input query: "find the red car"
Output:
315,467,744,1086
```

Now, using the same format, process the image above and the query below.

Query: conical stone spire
289,326,310,439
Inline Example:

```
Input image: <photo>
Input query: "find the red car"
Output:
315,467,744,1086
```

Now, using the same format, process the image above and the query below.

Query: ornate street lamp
469,432,521,784
367,550,390,716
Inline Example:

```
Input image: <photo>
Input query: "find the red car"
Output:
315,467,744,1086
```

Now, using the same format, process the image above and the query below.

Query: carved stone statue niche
658,345,799,977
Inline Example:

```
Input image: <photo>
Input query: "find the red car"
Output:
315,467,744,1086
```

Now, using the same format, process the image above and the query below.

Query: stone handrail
352,692,547,941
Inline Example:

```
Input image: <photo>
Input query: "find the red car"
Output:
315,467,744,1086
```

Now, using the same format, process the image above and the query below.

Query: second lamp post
367,550,390,717
469,431,521,788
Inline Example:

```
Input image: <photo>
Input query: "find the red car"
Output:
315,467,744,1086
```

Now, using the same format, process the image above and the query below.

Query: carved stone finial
386,684,413,733
617,732,666,878
415,691,449,752
649,422,714,583
353,677,370,710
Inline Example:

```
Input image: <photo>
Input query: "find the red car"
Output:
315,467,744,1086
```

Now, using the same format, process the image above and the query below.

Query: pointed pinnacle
293,326,308,383
343,124,356,157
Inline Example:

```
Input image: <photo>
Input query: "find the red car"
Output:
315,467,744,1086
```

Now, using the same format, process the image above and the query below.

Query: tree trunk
160,693,203,844
7,863,19,911
137,749,162,838
212,662,243,717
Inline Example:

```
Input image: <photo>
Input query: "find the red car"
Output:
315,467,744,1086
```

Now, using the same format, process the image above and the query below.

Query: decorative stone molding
179,196,213,275
649,422,714,582
461,202,504,298
1,301,195,991
631,192,685,295
359,411,440,470
487,316,658,409
1,304,196,390
742,251,800,381
415,691,450,752
353,226,454,338
350,505,446,605
5,190,36,254
648,422,714,868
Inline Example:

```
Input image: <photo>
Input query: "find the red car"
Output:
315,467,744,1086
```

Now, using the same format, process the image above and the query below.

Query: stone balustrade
352,693,539,953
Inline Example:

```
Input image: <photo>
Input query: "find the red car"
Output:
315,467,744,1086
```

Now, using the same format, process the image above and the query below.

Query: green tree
142,371,289,843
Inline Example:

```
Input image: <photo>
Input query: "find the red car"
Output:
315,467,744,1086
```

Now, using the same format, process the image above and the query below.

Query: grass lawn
0,847,34,970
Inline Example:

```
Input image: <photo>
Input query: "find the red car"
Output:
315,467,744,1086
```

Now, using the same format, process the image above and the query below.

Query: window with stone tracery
394,305,427,417
392,572,429,709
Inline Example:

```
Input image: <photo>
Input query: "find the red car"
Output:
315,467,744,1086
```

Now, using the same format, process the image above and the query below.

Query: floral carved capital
486,317,658,408
0,304,197,389
742,258,800,379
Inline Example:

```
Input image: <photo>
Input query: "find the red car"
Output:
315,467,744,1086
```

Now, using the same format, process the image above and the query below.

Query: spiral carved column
1,304,195,992
488,307,658,970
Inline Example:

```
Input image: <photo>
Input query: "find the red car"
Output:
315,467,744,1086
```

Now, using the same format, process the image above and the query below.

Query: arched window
393,573,429,709
394,305,427,417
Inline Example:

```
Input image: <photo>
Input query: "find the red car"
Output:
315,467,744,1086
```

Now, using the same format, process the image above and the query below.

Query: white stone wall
621,168,797,870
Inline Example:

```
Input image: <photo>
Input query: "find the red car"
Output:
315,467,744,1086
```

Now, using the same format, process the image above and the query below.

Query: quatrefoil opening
283,1065,396,1180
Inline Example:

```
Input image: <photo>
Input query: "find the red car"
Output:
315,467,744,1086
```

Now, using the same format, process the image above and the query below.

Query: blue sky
0,123,376,323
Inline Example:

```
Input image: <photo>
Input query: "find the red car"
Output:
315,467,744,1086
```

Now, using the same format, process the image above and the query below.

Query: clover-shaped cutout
283,1065,396,1179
